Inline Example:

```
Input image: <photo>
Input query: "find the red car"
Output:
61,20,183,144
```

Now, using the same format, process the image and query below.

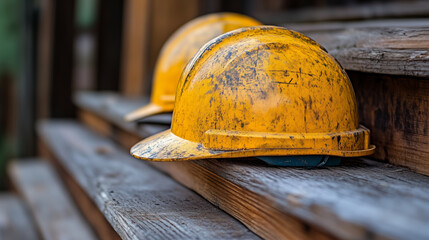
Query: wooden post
148,0,200,73
36,0,54,119
120,0,201,97
37,0,76,118
95,0,124,91
120,0,150,96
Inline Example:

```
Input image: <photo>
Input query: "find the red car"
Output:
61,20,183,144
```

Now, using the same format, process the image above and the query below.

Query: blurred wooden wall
120,0,201,97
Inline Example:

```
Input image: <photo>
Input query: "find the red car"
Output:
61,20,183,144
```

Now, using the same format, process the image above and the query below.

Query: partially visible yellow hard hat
124,13,261,122
131,26,375,161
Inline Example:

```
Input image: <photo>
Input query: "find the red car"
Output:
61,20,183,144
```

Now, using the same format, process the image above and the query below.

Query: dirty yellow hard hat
131,26,376,163
124,13,261,122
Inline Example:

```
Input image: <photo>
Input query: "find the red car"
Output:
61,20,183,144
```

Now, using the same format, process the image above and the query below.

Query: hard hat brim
130,129,376,161
124,103,166,122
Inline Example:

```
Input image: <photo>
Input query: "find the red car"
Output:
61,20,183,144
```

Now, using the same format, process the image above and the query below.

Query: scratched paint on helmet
124,13,261,122
131,26,375,161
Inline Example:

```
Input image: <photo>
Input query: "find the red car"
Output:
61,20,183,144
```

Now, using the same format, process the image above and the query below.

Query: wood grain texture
0,193,40,240
37,120,258,240
349,71,429,175
9,159,96,240
38,141,121,240
75,91,429,240
287,25,429,78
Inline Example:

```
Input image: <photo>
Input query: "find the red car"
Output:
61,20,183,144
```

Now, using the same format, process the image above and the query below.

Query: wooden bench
73,91,429,240
37,120,258,240
8,160,97,240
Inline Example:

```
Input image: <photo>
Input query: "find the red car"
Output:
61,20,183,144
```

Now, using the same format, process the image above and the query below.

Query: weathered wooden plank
9,159,96,240
38,141,121,240
293,27,429,78
259,1,429,23
349,71,429,175
0,193,40,240
75,91,429,240
37,120,258,240
285,18,429,33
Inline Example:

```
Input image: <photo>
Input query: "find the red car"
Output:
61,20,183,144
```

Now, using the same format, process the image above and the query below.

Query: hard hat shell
131,26,375,161
124,13,262,122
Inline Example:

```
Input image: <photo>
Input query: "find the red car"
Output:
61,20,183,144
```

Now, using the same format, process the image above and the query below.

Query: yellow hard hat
124,13,261,122
131,26,376,162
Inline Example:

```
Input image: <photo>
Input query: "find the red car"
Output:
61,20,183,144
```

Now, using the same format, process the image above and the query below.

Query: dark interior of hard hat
136,113,172,125
256,156,341,167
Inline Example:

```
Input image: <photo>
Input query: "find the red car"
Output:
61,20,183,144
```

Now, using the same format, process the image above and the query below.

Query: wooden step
8,159,97,240
292,25,429,78
37,120,259,240
285,18,429,33
288,23,429,176
0,193,40,240
258,1,429,23
75,91,429,240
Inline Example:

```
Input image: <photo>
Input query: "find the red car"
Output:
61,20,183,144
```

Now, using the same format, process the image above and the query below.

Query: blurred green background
0,0,22,189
